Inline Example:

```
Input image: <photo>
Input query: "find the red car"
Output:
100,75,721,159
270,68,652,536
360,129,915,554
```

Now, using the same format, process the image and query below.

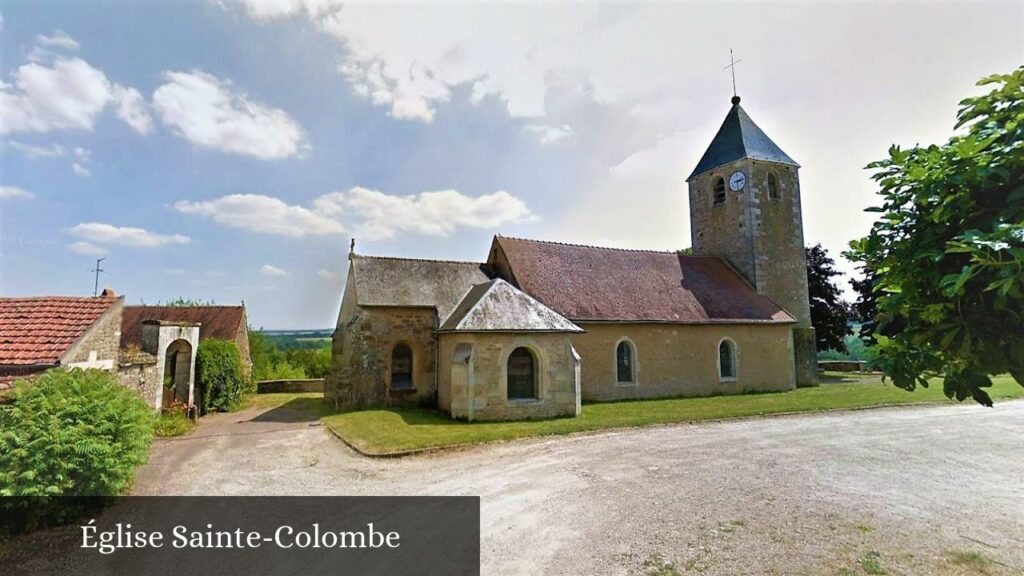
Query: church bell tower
686,95,818,386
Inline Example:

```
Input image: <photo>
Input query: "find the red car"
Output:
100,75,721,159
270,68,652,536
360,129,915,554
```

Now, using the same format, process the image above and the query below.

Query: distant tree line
248,328,331,381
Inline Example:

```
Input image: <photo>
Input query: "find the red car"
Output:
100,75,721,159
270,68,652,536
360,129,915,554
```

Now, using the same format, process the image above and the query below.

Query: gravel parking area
134,400,1024,575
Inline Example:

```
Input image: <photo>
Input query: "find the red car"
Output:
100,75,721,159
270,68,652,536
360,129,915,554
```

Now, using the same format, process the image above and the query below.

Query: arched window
507,347,537,399
719,339,737,381
391,343,413,389
712,177,726,205
767,172,780,200
616,340,635,383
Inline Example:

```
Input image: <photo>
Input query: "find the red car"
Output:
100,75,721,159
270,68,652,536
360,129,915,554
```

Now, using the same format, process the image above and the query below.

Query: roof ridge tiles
352,253,485,266
496,235,678,255
0,295,115,301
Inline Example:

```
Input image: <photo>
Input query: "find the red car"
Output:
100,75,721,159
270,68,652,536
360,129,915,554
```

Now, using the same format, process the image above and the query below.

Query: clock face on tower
729,171,746,191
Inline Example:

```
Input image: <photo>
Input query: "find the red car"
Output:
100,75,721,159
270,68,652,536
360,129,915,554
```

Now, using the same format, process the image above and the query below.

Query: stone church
326,95,817,421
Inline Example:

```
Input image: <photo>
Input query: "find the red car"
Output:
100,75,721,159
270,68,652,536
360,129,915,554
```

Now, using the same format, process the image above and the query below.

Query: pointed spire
687,98,798,181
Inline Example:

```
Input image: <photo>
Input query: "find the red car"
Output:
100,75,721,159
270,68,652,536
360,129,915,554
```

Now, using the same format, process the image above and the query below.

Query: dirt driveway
134,400,1024,575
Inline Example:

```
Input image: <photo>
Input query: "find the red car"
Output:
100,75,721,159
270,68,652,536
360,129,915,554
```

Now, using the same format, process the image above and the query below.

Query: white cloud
316,268,337,280
0,58,113,133
68,241,107,255
233,0,343,20
174,193,344,237
177,187,534,240
7,140,66,158
525,123,574,146
0,186,34,200
0,47,151,135
7,141,95,174
314,187,536,240
261,264,288,277
35,30,80,51
112,84,154,135
66,222,191,247
152,70,307,159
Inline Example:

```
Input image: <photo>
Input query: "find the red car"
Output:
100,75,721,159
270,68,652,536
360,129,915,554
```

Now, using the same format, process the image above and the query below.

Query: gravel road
133,400,1024,575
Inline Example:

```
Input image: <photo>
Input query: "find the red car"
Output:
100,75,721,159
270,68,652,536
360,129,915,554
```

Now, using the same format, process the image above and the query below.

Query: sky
0,1,1021,329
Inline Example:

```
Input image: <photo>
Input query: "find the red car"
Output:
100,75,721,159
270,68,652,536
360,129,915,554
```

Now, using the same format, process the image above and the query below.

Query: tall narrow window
391,343,413,389
712,177,726,205
616,341,635,383
719,340,737,381
507,347,537,399
767,172,780,200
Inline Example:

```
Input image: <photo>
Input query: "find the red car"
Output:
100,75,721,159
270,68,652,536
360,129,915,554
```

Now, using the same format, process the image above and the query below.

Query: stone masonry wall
234,310,253,380
118,361,158,408
689,158,757,284
63,297,123,371
438,332,579,421
326,303,438,411
748,161,812,326
570,322,795,401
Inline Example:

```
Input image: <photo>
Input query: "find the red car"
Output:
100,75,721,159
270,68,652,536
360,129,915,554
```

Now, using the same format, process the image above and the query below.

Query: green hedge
196,339,247,413
0,369,154,534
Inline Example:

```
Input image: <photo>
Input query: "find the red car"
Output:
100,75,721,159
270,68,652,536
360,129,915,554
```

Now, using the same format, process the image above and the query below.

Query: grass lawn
319,374,1024,455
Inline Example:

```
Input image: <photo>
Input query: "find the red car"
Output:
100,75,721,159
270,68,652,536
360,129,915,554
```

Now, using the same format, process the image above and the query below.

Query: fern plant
0,369,154,535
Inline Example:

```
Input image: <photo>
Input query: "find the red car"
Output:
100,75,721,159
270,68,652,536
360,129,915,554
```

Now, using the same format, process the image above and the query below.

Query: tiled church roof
350,255,492,320
120,305,246,348
494,236,795,324
439,279,583,333
687,97,798,180
0,295,119,366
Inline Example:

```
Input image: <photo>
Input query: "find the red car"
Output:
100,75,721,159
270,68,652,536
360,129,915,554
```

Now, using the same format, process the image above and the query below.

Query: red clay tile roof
493,236,795,324
0,370,44,395
0,296,119,366
120,306,246,349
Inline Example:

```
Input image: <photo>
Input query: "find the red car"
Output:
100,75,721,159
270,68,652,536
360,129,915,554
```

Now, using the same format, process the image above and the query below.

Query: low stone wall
819,360,868,372
257,379,325,394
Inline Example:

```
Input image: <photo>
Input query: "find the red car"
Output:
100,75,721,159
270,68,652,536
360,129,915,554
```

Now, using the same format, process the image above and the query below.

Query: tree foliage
158,297,217,307
0,369,154,533
806,244,853,352
846,67,1024,405
195,339,246,412
248,327,331,381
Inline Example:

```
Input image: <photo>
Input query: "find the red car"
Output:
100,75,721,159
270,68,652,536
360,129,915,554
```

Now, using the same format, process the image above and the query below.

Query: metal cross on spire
724,48,742,99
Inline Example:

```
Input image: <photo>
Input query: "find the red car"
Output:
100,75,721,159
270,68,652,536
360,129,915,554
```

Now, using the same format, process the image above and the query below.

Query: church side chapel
326,94,817,421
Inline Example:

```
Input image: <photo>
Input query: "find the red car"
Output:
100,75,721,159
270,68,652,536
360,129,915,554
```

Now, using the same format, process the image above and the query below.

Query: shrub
0,369,154,534
196,339,246,413
153,401,195,437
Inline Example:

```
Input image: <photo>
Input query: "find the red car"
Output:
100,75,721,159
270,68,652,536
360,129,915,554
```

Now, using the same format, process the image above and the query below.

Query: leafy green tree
248,326,284,381
161,297,216,307
806,244,853,352
0,369,153,534
195,339,245,412
846,67,1024,405
286,346,332,379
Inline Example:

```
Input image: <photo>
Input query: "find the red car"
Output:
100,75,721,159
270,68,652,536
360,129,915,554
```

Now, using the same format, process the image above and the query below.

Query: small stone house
0,294,250,414
0,291,124,396
326,96,817,421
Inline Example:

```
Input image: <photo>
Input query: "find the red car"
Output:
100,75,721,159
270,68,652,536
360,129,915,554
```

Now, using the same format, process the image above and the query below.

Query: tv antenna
91,257,105,296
